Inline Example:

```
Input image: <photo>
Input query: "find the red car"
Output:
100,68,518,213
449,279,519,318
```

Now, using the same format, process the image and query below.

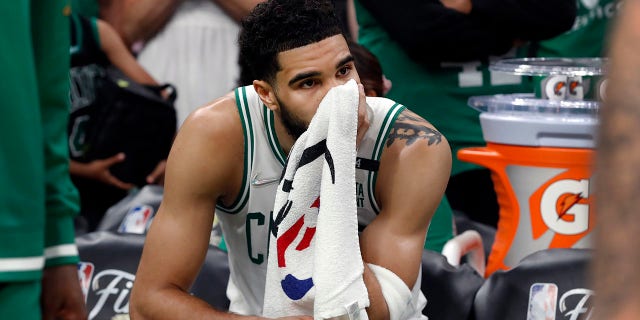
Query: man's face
271,35,360,138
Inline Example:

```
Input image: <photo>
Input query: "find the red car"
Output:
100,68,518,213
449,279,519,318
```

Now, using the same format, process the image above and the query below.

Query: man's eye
300,79,316,88
338,66,352,76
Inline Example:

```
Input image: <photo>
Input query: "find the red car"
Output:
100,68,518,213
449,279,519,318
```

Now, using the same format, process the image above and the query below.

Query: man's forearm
362,264,390,320
130,287,257,320
469,0,576,40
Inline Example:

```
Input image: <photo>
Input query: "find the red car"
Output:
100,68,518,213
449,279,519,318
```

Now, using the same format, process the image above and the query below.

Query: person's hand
146,160,167,185
41,264,88,320
357,84,371,149
70,153,135,190
440,0,472,14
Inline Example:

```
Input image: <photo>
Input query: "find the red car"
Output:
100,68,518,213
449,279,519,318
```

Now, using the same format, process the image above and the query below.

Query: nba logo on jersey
118,205,154,234
77,262,95,302
527,283,558,320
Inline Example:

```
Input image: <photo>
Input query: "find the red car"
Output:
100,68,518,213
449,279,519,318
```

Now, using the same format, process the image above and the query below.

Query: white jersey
216,85,424,316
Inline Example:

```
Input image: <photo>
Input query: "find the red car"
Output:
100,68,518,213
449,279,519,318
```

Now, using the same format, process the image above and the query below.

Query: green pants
0,281,41,320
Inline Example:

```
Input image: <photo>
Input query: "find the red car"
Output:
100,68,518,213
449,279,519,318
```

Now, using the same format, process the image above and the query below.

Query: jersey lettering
246,212,267,264
356,182,365,208
69,115,90,157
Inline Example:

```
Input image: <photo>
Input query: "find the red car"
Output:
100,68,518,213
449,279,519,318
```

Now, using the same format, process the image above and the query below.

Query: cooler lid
490,57,607,76
468,93,600,117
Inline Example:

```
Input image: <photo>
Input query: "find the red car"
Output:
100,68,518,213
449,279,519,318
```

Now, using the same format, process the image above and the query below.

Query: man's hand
146,160,167,185
69,153,135,190
41,264,88,320
440,0,472,14
357,84,371,149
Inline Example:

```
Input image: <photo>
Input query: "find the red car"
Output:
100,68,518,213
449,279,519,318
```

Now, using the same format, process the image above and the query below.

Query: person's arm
356,0,575,64
99,0,183,47
593,1,640,318
130,95,244,319
34,1,87,318
211,0,265,22
360,108,452,319
96,18,159,86
469,0,576,41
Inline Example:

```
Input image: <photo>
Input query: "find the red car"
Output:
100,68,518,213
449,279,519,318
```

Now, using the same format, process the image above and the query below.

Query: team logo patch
118,205,154,234
77,261,95,302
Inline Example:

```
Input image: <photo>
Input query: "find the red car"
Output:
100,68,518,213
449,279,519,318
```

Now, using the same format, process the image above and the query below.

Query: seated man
130,0,451,319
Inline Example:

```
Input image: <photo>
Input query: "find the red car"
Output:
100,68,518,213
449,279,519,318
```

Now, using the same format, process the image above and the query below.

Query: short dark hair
237,0,344,87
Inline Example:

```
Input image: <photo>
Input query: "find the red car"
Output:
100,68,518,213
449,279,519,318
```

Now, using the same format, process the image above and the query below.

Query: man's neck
272,113,296,156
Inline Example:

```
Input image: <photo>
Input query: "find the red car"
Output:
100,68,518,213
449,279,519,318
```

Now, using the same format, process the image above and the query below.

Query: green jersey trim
44,244,78,260
69,14,83,55
217,87,254,214
264,106,287,166
0,256,44,273
90,17,101,48
368,103,405,213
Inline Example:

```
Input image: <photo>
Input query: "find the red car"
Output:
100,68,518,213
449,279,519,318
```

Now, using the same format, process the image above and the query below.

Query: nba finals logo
118,205,154,234
77,262,95,302
529,168,594,248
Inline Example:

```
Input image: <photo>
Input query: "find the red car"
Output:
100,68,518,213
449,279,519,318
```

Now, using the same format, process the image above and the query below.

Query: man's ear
253,80,279,111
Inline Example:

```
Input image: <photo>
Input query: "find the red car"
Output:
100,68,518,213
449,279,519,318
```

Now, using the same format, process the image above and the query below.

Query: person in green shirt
353,0,576,228
536,0,620,58
0,0,87,319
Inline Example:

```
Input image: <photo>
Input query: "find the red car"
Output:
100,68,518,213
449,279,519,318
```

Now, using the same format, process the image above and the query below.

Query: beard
277,96,308,140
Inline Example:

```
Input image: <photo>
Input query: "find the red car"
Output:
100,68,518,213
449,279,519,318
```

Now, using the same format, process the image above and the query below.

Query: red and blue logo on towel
272,139,334,301
275,196,320,300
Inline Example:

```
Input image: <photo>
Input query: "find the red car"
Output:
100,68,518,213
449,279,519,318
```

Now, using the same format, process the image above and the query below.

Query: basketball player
130,0,451,318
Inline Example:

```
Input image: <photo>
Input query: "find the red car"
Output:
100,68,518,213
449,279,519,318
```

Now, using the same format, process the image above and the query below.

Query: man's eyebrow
287,55,356,87
288,71,321,86
336,55,354,69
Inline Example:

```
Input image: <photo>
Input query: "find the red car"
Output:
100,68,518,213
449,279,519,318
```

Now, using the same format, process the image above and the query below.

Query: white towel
263,80,370,319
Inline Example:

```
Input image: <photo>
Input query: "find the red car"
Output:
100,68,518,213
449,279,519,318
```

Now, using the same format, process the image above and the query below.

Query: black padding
421,250,485,320
76,231,230,319
474,248,593,320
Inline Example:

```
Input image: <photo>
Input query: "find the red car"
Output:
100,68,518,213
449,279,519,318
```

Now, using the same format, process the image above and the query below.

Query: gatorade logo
554,81,566,96
530,169,594,248
541,179,589,235
543,75,568,100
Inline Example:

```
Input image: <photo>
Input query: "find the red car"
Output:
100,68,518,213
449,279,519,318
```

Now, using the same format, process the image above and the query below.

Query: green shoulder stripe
367,103,405,213
217,87,254,214
264,106,287,166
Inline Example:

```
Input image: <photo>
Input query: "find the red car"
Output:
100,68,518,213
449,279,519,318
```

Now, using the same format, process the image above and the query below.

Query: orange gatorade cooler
458,58,605,277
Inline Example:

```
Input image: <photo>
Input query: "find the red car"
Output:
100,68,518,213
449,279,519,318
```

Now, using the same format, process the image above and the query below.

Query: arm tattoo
386,110,442,147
